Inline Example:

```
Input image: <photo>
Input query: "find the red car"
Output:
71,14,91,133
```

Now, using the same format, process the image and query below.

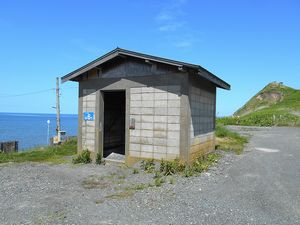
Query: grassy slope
234,83,299,116
0,138,77,164
220,82,300,126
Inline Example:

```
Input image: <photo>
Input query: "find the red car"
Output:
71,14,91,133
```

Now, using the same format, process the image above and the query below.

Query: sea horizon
0,112,78,150
0,112,78,116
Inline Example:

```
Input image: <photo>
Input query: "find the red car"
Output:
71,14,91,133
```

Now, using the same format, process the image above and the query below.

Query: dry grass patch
215,125,248,155
104,190,135,200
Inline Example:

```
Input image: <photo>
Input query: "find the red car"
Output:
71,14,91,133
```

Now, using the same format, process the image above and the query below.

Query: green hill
218,82,300,126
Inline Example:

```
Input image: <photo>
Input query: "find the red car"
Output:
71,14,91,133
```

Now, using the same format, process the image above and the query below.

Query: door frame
98,89,127,159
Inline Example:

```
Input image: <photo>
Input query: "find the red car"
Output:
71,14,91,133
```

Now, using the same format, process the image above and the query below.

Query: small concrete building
62,48,230,164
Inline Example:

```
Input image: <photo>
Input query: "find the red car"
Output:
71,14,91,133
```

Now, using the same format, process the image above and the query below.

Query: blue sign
84,112,94,121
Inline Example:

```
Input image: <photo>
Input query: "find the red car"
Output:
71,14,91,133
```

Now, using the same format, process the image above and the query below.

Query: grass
95,199,105,204
215,124,248,154
159,158,185,176
140,152,222,178
132,183,147,190
0,138,77,164
169,177,175,184
132,168,139,174
90,151,224,203
89,127,242,203
104,190,135,200
154,177,165,187
95,152,103,165
218,111,300,127
123,183,149,191
140,159,155,173
192,153,221,172
72,150,91,164
82,177,110,189
235,82,300,116
183,166,194,177
82,173,126,189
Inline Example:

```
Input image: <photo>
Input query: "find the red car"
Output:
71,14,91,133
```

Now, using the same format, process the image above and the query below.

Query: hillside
218,82,300,126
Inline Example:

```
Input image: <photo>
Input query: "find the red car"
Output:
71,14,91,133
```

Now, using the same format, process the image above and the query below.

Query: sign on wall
83,112,94,121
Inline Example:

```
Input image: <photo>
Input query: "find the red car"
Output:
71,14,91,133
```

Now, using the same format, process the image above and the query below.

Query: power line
0,86,77,98
0,88,55,98
62,87,77,89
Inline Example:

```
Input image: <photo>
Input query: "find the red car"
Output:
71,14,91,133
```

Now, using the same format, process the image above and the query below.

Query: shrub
72,150,91,164
192,153,221,173
96,153,103,165
132,168,139,174
140,159,155,173
183,166,194,177
161,161,176,176
160,158,186,176
154,177,165,187
160,159,165,172
153,171,162,179
192,160,208,173
206,153,220,163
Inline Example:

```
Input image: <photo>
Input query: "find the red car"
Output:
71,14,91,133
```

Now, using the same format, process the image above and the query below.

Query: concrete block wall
129,85,181,160
189,132,215,161
189,86,215,160
81,89,96,152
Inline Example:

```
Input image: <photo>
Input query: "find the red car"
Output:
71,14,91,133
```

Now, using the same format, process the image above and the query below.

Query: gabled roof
61,48,230,90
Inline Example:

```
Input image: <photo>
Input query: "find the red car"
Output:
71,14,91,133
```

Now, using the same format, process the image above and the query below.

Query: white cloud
155,0,200,48
155,0,186,32
156,12,174,21
174,40,192,48
158,21,185,32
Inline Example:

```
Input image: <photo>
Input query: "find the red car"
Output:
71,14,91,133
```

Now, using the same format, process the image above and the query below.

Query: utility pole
56,77,61,143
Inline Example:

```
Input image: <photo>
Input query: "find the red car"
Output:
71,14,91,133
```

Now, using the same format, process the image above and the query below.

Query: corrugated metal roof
61,47,230,90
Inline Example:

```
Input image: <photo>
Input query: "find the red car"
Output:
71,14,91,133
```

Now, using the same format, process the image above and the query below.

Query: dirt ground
1,126,299,225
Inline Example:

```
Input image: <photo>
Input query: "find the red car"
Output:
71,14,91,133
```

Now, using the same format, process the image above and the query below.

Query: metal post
56,77,61,143
47,120,50,145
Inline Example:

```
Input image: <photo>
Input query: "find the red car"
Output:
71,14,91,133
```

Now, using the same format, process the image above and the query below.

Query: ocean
0,112,78,151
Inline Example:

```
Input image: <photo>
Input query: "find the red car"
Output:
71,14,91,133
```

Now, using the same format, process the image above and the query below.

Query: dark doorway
103,91,126,158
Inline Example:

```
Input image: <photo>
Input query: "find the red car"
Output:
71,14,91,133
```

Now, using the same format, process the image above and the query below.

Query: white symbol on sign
84,112,94,121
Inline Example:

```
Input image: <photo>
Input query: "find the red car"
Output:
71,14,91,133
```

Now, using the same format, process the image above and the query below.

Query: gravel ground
0,126,299,225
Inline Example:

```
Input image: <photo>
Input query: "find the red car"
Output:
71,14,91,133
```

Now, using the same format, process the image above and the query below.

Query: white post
47,120,50,145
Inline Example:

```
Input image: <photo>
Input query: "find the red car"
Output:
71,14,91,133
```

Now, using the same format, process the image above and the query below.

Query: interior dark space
103,91,126,158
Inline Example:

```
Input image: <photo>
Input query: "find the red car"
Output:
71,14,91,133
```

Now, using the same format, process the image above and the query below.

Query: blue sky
0,0,299,116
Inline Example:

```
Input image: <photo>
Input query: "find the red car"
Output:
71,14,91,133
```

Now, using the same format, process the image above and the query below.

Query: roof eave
61,48,120,83
61,48,230,90
197,68,230,90
61,48,200,83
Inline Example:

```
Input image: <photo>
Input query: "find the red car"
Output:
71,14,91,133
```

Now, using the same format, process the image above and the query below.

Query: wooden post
56,77,61,143
0,141,18,153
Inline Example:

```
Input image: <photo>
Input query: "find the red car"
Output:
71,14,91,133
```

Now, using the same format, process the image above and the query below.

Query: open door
103,91,126,158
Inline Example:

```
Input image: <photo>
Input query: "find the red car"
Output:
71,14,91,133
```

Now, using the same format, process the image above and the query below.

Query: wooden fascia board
119,52,183,68
197,70,230,90
61,51,119,83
